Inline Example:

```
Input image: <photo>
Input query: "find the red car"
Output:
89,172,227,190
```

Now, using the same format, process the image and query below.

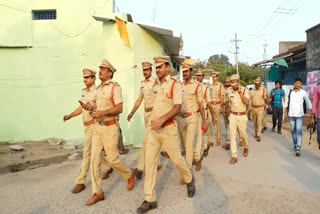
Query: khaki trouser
136,111,160,171
222,107,230,142
90,123,131,195
75,124,111,184
252,106,264,137
209,104,222,144
194,111,209,155
229,114,249,158
144,123,192,202
177,114,201,169
262,109,267,127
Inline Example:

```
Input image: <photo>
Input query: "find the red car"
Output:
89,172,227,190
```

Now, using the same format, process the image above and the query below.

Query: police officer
85,59,135,206
222,77,232,150
227,74,249,164
249,78,267,142
176,61,207,172
196,69,215,157
137,56,195,214
127,61,160,179
63,68,113,194
209,71,225,147
261,81,268,132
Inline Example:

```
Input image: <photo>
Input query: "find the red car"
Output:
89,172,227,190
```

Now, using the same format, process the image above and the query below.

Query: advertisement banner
307,70,320,98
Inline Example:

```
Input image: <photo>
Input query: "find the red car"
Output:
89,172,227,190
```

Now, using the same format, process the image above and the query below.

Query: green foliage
194,54,264,85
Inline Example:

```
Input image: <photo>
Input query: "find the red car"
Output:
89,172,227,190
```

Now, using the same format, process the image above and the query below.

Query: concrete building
0,0,181,147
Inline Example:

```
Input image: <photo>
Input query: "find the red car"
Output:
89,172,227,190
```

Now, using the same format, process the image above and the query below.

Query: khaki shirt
137,78,156,109
228,86,250,112
201,84,211,109
209,82,225,102
181,79,203,113
80,85,96,123
249,87,267,106
150,75,181,122
95,80,122,123
224,86,232,103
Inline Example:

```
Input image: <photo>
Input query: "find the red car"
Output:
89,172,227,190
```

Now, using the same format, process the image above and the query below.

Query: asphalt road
1,120,320,214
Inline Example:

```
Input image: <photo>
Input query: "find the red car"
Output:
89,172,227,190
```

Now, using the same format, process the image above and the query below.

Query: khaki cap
254,78,262,84
212,71,219,77
196,69,204,75
142,61,152,69
99,59,117,72
225,76,230,82
154,56,170,67
230,74,239,86
181,62,192,71
83,68,96,77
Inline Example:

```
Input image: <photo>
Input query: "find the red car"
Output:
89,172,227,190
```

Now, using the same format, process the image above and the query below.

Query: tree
193,54,264,85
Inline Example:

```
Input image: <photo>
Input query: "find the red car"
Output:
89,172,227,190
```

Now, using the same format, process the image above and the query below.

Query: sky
115,0,319,65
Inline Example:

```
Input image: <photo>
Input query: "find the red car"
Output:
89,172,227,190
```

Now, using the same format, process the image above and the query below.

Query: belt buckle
237,112,240,116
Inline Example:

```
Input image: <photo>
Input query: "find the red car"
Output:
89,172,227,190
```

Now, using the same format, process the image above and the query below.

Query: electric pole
231,33,241,75
263,40,268,85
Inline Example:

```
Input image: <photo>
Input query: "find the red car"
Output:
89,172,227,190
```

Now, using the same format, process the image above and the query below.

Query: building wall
282,60,307,85
0,0,168,147
306,26,320,71
279,41,305,54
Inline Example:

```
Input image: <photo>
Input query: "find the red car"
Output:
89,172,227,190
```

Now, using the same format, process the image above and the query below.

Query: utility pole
231,33,241,75
263,40,268,85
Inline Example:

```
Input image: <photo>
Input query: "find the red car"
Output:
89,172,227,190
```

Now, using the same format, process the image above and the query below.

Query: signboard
307,70,320,98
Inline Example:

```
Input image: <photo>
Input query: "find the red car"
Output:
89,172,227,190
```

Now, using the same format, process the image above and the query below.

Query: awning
273,59,288,68
137,23,180,56
93,15,115,23
252,53,293,67
138,24,172,37
93,16,181,56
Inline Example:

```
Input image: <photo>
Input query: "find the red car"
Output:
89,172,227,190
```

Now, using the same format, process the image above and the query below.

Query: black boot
136,200,157,214
186,178,196,197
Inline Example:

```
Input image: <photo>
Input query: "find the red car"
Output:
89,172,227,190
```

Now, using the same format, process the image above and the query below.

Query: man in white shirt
284,77,312,156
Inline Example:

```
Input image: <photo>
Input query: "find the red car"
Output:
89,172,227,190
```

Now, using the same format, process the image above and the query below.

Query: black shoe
160,151,169,159
186,178,196,198
136,200,157,214
134,168,143,179
203,147,210,157
295,150,301,157
278,130,282,134
272,127,275,132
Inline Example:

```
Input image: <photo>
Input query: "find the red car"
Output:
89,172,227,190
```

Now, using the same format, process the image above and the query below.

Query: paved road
1,120,320,214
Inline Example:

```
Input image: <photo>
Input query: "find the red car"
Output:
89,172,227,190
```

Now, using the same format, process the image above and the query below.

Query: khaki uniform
176,79,203,168
228,87,249,158
208,82,225,145
90,80,132,195
136,78,156,172
76,85,111,185
198,83,211,153
144,75,192,202
223,86,232,142
249,87,267,137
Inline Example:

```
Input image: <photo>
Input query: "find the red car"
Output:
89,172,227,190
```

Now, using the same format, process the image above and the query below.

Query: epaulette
109,80,120,86
171,77,180,83
82,87,87,91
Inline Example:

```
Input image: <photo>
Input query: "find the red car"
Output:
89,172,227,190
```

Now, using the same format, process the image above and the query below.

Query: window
32,10,56,20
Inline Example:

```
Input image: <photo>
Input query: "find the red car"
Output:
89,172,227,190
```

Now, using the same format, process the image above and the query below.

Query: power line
49,18,94,38
0,3,30,13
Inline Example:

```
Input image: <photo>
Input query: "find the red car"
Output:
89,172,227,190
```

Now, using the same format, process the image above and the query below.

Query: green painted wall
0,0,169,147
